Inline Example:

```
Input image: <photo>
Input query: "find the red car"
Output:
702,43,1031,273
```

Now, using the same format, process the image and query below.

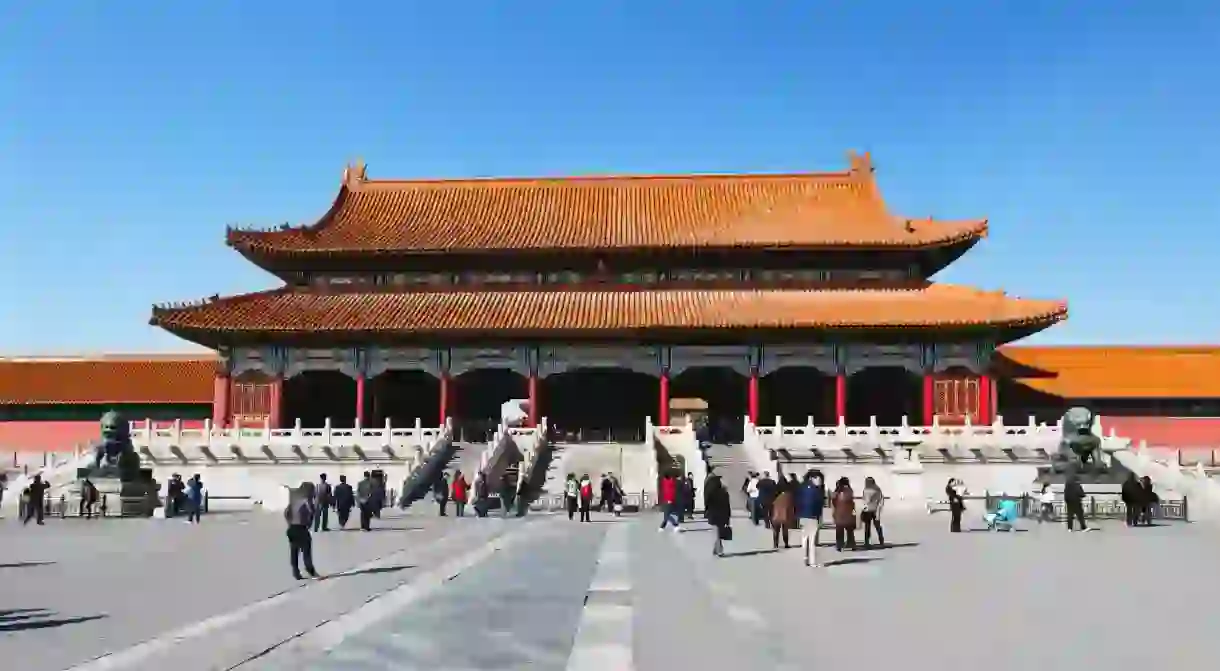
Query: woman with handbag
770,477,796,549
704,474,732,558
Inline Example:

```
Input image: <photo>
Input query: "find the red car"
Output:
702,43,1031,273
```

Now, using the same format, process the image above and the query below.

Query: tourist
185,474,204,524
451,470,469,517
658,472,680,531
472,471,489,517
770,475,795,549
796,470,824,568
756,471,777,529
0,473,7,518
598,474,612,512
166,474,184,517
946,478,966,533
515,473,530,516
608,472,624,516
704,474,732,558
984,498,1019,531
433,473,450,517
333,475,355,528
23,474,48,526
1140,476,1159,525
1121,474,1143,526
284,482,320,580
499,472,516,518
742,472,758,516
860,476,886,547
564,474,579,520
356,472,375,531
1063,474,1088,532
682,472,696,521
831,477,857,551
1037,483,1056,523
78,478,99,519
313,474,333,532
579,473,593,522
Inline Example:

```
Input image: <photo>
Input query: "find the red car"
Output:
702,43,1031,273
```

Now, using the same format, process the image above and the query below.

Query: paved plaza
2,504,1219,671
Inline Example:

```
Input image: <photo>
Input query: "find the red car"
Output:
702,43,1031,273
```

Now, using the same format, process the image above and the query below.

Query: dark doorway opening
371,370,441,429
670,367,748,442
542,368,657,443
759,367,835,427
283,371,357,428
846,366,922,426
453,368,528,442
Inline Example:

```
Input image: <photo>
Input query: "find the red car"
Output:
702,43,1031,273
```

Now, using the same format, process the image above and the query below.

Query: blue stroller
984,498,1019,531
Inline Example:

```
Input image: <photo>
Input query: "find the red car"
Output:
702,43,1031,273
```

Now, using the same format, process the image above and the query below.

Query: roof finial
342,158,368,187
847,150,873,178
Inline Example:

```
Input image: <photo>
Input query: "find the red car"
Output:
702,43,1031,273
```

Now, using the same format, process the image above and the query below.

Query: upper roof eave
223,154,989,259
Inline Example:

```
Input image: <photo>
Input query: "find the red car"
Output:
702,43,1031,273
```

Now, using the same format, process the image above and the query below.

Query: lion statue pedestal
1036,406,1130,486
72,411,159,517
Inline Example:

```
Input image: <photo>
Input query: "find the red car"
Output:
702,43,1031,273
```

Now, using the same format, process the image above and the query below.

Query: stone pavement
4,507,1220,671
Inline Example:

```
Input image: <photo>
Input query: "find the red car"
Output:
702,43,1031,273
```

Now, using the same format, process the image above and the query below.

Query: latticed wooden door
230,379,272,426
933,375,981,424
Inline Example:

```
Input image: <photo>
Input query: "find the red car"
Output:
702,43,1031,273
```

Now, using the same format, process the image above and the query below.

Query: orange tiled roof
0,355,217,405
226,155,987,255
151,285,1066,336
999,346,1220,398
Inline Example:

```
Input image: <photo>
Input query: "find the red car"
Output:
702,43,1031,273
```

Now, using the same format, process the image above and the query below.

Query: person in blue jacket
185,474,204,524
795,470,825,567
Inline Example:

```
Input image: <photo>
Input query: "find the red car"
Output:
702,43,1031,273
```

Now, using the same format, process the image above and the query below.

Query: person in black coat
1139,476,1159,525
1063,475,1088,531
1120,473,1144,527
704,474,732,558
946,478,965,533
332,475,355,529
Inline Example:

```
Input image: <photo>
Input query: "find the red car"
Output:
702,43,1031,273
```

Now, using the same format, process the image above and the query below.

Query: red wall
1102,417,1220,450
0,420,208,453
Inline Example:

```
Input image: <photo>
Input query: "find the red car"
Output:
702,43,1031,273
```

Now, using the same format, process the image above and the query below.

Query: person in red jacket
451,470,469,517
658,473,681,531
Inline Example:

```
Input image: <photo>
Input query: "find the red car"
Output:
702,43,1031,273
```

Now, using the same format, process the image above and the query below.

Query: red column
659,372,670,426
747,371,759,424
528,373,538,427
977,375,992,424
439,373,450,426
212,374,230,428
355,374,366,426
991,377,1000,420
834,373,847,423
268,376,283,429
922,374,935,425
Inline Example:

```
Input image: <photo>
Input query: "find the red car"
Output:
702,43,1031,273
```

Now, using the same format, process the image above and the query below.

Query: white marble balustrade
128,417,449,465
744,414,1136,465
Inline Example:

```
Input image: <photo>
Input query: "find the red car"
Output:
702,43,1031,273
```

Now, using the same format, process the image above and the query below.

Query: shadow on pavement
0,561,56,568
824,556,883,567
721,548,779,558
329,564,415,579
964,528,1029,533
341,526,425,532
0,608,107,632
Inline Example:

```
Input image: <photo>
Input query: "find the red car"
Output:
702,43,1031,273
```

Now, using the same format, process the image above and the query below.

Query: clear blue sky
1,1,1216,354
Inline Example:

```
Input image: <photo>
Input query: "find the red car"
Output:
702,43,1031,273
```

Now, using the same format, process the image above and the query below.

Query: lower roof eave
155,321,1061,350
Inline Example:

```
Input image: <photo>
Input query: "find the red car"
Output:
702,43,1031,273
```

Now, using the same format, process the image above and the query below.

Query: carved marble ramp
704,443,753,509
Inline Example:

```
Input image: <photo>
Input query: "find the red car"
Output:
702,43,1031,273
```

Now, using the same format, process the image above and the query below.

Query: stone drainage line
64,517,540,671
227,514,563,669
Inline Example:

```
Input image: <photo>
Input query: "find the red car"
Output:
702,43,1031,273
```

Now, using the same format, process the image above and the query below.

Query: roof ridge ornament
847,151,874,180
343,159,368,188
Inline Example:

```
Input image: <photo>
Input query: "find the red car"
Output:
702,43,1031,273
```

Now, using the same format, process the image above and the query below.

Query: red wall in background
0,420,208,453
1102,417,1220,450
